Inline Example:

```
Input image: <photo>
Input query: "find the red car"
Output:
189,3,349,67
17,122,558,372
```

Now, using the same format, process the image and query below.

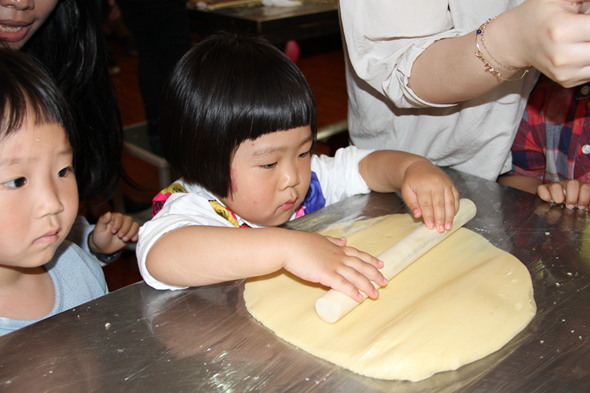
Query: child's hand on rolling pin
400,161,460,233
89,212,140,255
281,231,387,302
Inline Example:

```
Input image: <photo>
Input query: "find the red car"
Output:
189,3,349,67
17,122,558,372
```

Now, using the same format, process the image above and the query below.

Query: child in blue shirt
0,48,139,336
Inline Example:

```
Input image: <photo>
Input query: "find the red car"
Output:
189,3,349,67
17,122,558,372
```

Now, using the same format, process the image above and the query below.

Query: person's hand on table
537,179,590,210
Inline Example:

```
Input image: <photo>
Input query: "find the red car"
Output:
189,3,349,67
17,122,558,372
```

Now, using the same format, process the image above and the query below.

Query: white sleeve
136,193,235,291
311,146,372,205
339,0,466,109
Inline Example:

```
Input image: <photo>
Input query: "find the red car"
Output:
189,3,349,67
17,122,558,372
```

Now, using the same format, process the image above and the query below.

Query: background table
1,169,590,392
187,0,339,42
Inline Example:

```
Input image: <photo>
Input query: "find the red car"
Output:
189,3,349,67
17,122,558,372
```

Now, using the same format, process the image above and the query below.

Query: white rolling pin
315,198,477,324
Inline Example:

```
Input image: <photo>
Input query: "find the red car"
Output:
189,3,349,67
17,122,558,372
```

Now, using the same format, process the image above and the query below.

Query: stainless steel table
1,169,590,392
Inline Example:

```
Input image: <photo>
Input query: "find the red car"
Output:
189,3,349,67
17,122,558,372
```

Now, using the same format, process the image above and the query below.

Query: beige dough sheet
244,213,536,382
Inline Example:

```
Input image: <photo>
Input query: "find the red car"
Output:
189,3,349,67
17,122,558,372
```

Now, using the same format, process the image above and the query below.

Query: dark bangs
0,47,77,151
225,39,317,140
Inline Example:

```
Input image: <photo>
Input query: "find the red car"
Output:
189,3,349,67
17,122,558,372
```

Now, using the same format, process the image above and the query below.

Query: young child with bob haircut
137,33,460,301
0,47,139,336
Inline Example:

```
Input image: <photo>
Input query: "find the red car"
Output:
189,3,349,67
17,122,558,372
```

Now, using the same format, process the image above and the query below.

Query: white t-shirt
137,146,373,290
339,0,536,181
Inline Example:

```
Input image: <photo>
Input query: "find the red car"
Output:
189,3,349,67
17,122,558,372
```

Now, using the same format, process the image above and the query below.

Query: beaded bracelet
475,17,531,81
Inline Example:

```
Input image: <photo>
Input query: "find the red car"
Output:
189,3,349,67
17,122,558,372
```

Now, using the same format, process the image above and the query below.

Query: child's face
0,0,59,49
0,119,78,268
220,126,313,227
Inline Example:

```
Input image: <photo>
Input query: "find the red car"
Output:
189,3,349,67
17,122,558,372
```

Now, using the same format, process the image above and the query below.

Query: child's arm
497,174,542,194
89,212,140,255
358,150,460,232
145,226,388,302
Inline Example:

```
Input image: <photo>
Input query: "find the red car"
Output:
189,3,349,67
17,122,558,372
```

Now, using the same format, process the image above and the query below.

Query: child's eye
3,177,27,188
262,162,277,169
299,148,312,159
58,167,73,178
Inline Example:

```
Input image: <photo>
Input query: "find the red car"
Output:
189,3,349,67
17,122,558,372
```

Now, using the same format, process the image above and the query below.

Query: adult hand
498,0,590,87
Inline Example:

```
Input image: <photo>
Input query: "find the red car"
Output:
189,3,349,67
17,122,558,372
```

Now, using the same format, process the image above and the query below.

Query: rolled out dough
244,214,536,382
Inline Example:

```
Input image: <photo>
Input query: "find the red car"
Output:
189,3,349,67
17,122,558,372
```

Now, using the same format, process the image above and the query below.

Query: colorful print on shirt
151,171,326,226
209,200,251,228
152,183,187,217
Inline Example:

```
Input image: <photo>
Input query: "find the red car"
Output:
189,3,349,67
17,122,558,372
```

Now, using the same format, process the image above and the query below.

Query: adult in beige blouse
339,0,590,181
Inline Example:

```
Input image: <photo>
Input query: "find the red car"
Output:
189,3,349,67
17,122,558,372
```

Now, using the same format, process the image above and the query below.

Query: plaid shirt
510,75,590,184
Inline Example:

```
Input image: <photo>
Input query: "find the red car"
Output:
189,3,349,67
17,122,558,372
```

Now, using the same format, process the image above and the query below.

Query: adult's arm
340,0,590,106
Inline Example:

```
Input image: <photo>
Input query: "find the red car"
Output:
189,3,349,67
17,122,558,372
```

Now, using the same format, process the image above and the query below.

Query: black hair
22,0,123,202
0,47,78,155
159,33,317,198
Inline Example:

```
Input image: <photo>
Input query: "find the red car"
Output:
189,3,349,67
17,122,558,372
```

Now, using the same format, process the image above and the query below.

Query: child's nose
37,181,65,217
281,163,301,189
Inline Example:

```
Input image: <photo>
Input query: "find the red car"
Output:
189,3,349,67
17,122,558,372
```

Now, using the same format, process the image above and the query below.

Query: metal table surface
187,0,339,42
1,168,590,392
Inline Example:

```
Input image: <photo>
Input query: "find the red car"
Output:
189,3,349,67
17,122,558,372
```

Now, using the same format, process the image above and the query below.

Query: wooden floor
103,32,349,291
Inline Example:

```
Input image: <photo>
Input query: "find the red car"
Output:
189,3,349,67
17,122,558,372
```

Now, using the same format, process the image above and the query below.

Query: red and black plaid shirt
509,75,590,184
